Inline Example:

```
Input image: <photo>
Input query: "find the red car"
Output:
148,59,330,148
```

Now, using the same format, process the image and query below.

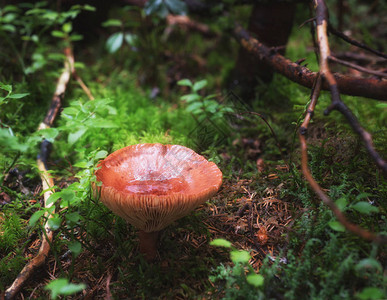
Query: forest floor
1,2,386,299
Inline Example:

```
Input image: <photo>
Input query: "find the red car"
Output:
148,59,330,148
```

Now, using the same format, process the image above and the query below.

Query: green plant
178,78,233,122
144,0,188,18
210,239,265,299
0,2,94,75
44,278,86,299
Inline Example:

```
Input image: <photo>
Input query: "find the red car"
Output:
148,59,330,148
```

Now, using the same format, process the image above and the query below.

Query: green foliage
0,1,386,299
0,2,94,77
145,0,188,18
0,210,29,290
0,82,29,106
178,78,233,122
177,78,234,150
257,238,387,300
210,239,265,299
44,278,86,299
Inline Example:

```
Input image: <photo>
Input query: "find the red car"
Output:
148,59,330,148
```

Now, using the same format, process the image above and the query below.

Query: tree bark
228,2,296,101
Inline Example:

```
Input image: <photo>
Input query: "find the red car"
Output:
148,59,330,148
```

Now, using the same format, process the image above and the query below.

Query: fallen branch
233,25,387,101
5,46,93,299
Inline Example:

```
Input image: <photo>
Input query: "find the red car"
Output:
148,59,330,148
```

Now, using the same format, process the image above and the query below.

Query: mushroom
94,143,222,260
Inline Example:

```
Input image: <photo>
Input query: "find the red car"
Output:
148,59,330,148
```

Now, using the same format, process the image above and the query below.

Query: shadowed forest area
0,0,386,299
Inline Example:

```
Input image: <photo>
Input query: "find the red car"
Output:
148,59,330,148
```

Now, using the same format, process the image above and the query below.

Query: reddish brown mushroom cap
94,143,222,232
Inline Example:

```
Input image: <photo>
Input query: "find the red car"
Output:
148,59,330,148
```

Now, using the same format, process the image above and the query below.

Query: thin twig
5,46,94,299
299,74,322,136
5,47,74,300
329,55,387,78
299,17,316,29
328,24,387,59
315,0,387,174
74,74,95,100
296,0,387,244
299,74,386,243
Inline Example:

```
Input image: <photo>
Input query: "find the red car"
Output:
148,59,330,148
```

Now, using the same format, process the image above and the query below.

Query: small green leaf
48,215,62,230
29,210,45,227
39,128,59,143
68,128,87,145
335,197,348,211
95,150,108,160
181,94,200,102
210,238,232,248
328,220,345,232
74,62,85,69
45,278,86,299
177,79,192,87
8,93,29,99
352,201,379,215
193,79,207,92
60,189,76,206
83,4,96,11
106,32,124,53
230,250,251,264
62,106,79,116
73,161,88,168
355,192,373,200
186,102,203,113
102,19,122,27
246,273,264,287
51,30,66,38
0,82,12,92
70,34,83,41
124,33,136,46
46,192,63,206
0,24,16,32
62,22,72,33
66,212,81,225
68,241,82,257
42,11,58,20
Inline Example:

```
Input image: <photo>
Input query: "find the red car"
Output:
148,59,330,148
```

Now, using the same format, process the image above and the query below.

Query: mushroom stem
138,230,160,261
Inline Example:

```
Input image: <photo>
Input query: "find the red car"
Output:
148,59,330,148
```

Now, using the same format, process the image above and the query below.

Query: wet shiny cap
94,143,222,232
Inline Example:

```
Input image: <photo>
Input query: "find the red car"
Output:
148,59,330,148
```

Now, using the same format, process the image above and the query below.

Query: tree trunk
228,2,296,101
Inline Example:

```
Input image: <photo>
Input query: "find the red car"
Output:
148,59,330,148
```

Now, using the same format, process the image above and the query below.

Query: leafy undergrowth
1,1,386,300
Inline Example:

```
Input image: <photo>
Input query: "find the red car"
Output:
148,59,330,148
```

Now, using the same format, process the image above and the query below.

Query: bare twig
294,0,387,244
299,133,386,243
69,51,94,101
314,0,387,174
328,24,387,59
5,46,94,299
299,74,322,136
5,47,74,300
233,25,387,101
74,74,95,101
299,17,316,29
329,55,387,78
299,74,386,243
